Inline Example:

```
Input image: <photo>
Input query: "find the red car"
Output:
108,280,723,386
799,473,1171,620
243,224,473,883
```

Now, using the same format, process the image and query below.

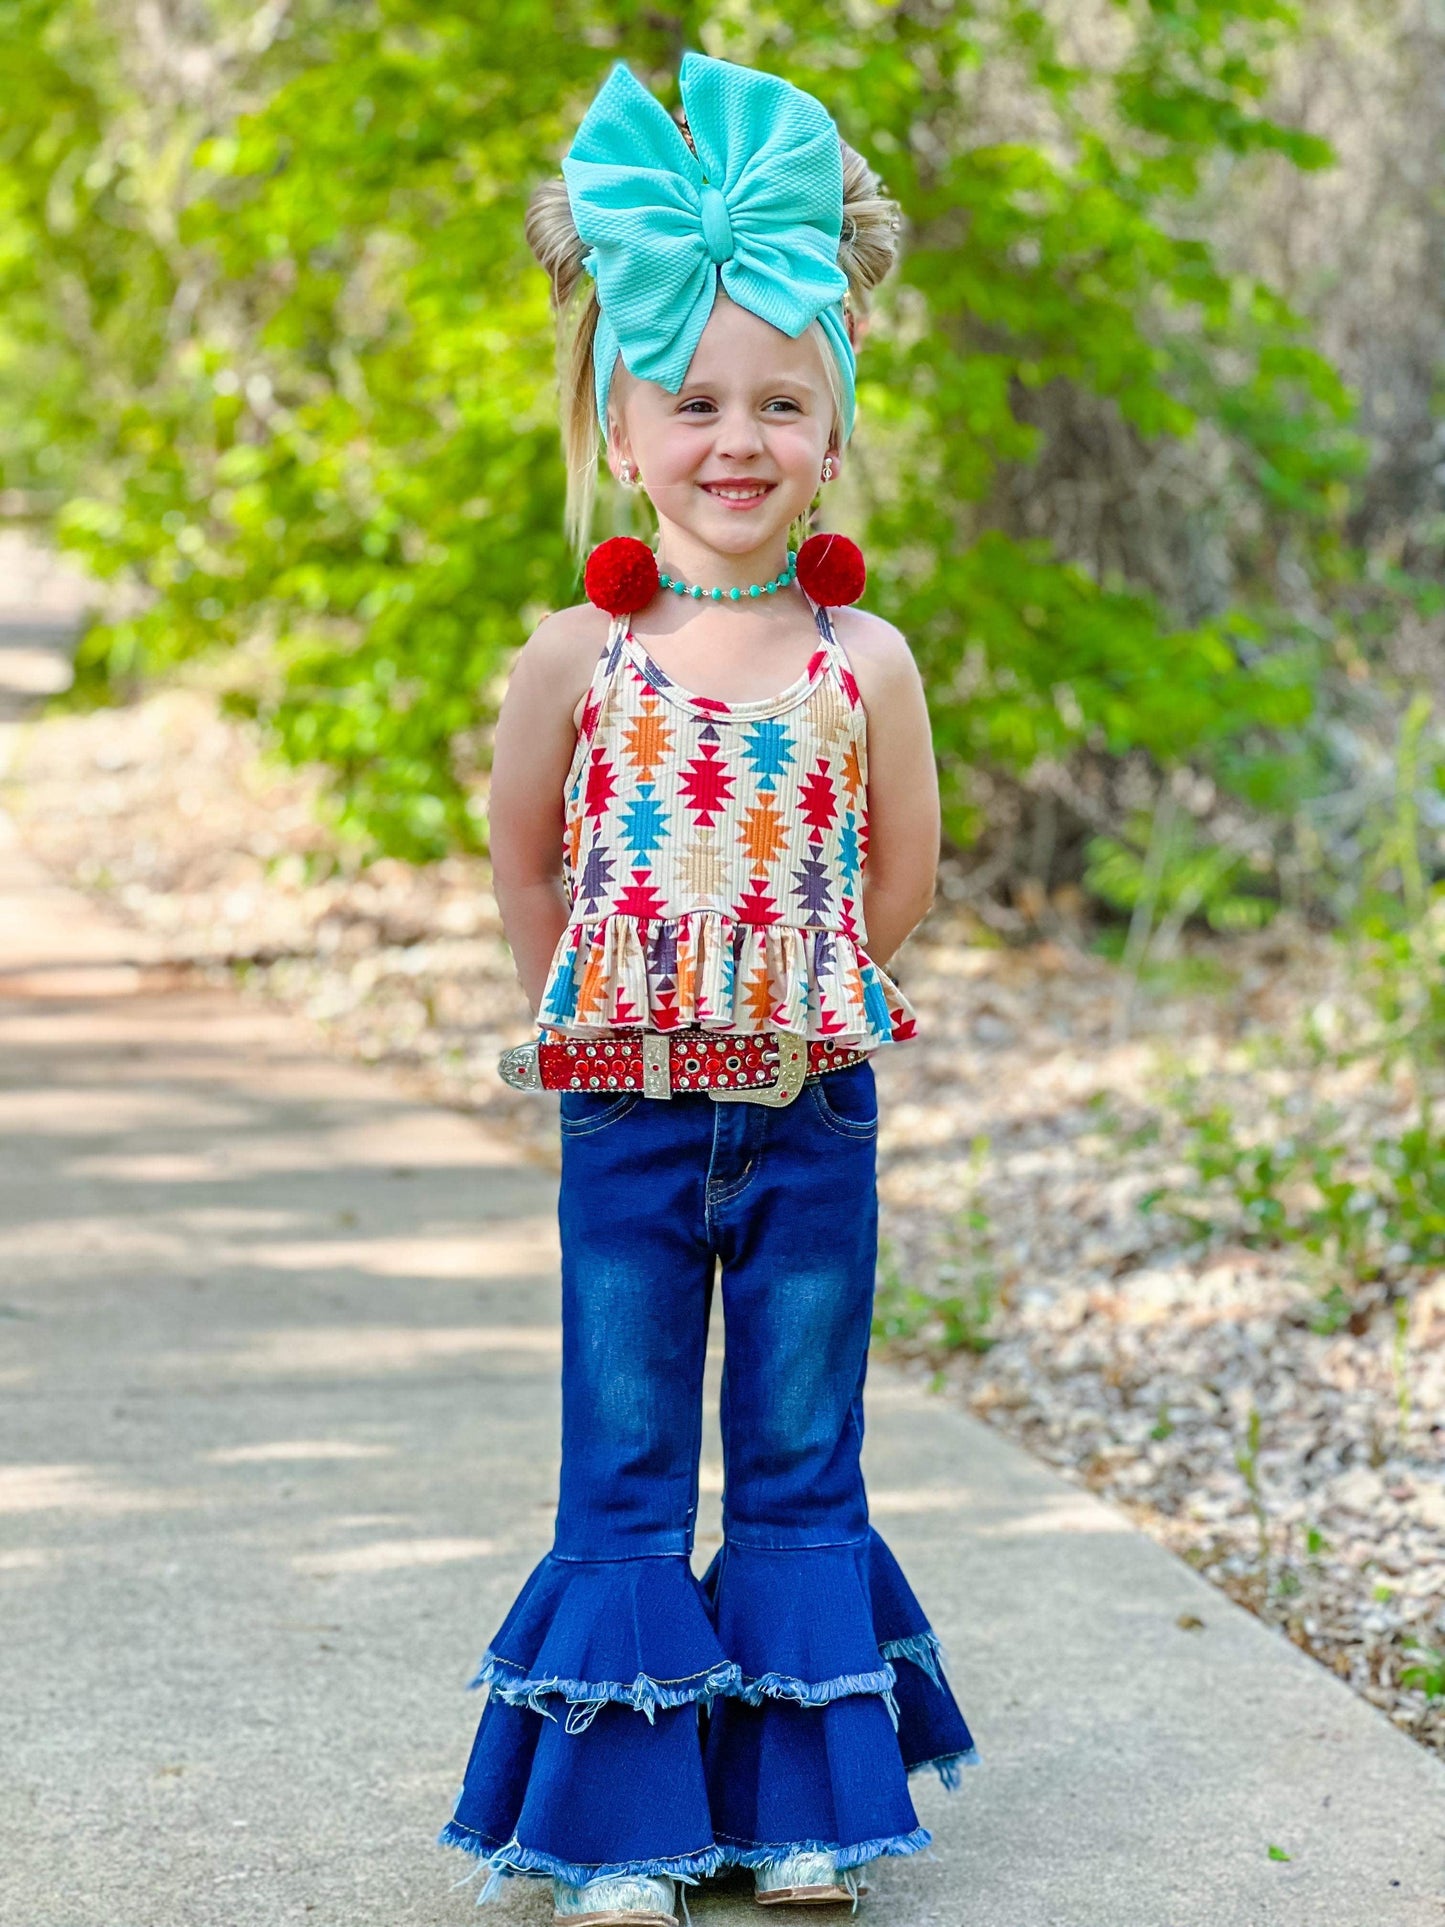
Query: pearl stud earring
821,458,835,483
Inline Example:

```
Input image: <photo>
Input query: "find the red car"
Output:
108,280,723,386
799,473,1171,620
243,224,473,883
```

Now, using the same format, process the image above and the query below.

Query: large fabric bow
561,51,856,442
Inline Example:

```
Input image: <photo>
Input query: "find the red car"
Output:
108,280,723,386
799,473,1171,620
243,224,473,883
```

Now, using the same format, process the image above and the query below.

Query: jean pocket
558,1089,643,1137
808,1060,879,1138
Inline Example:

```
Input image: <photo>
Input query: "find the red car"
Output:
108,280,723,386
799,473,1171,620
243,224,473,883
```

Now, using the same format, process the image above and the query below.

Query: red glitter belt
497,1027,869,1109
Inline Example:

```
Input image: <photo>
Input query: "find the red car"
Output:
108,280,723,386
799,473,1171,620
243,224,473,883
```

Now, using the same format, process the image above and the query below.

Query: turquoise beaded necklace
658,550,797,602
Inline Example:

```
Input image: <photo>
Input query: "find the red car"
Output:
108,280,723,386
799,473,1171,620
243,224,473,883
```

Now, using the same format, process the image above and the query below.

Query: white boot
551,1872,679,1926
752,1850,870,1907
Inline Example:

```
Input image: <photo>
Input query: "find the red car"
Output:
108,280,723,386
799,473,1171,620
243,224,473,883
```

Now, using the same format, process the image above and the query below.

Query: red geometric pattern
612,869,669,921
733,878,782,925
583,746,618,820
798,760,839,835
679,743,735,826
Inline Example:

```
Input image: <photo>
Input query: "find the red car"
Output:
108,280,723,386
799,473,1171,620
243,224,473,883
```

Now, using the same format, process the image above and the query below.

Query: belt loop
642,1031,673,1100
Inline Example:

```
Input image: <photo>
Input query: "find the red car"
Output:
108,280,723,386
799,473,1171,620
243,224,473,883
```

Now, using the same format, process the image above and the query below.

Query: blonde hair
525,109,902,557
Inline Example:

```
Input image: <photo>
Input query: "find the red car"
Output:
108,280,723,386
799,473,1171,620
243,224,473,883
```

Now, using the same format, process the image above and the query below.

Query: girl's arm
487,608,604,1016
840,613,941,968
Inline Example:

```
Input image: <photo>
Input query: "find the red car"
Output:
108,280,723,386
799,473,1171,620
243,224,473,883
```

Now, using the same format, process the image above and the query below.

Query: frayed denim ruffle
732,1664,898,1709
441,1527,978,1893
695,1532,977,1769
914,1745,982,1790
467,1551,739,1726
439,1817,938,1899
699,1535,905,1726
440,1818,724,1891
473,1654,745,1729
881,1629,946,1690
714,1822,934,1872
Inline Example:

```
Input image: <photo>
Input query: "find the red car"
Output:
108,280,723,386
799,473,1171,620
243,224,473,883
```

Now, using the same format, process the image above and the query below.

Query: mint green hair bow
561,51,857,445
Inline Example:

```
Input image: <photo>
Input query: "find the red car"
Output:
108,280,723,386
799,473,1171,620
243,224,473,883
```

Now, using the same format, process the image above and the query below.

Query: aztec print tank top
536,589,919,1051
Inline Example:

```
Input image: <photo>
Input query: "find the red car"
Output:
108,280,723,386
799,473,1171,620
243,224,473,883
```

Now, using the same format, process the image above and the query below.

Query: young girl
439,51,978,1925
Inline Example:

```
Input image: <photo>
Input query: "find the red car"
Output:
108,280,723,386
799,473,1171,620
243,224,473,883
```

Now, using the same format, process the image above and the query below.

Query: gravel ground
7,670,1443,1761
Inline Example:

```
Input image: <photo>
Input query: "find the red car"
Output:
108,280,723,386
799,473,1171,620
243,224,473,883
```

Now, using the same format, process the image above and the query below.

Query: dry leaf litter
5,674,1442,1761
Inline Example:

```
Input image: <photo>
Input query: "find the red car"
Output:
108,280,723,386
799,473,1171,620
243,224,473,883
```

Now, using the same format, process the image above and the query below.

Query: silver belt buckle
497,1038,542,1092
711,1030,808,1108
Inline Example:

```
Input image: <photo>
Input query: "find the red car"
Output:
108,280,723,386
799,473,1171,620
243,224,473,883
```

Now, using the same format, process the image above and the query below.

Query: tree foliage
0,0,1380,870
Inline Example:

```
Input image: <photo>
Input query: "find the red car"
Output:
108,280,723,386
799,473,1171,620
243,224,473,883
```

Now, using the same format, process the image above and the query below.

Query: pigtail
525,176,606,557
789,142,902,557
837,142,902,316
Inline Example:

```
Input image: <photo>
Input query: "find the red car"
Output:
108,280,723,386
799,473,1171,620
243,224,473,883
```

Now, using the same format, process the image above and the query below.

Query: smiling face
605,290,843,584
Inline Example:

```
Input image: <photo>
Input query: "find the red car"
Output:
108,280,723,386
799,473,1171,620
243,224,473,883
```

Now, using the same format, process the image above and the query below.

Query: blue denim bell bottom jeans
439,1060,978,1893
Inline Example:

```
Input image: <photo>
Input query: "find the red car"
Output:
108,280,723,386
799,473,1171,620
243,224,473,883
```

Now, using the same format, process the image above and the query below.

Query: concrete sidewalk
2,621,1443,1927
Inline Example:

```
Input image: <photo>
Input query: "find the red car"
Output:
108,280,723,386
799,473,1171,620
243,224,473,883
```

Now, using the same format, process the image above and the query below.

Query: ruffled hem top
536,596,920,1051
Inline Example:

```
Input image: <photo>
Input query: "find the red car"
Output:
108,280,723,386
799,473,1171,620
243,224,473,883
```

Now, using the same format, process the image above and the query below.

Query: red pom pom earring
795,531,867,608
583,536,660,616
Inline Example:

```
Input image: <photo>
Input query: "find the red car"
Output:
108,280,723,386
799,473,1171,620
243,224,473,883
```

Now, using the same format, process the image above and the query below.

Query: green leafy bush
0,0,1378,868
1147,697,1445,1312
